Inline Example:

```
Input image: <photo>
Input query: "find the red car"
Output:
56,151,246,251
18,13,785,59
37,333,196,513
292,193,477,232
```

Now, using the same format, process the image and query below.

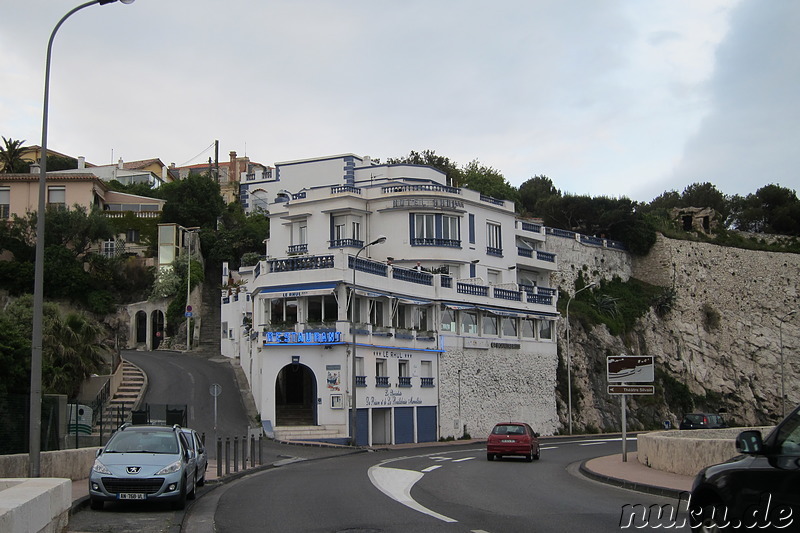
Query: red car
486,422,540,462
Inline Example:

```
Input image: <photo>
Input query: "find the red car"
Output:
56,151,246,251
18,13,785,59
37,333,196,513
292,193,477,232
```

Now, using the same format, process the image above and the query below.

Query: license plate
118,493,147,500
501,439,516,443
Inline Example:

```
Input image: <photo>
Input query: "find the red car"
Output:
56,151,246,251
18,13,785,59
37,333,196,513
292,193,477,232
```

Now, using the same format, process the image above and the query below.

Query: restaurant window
521,318,536,338
270,298,298,325
461,310,478,335
441,307,456,332
482,314,498,336
502,317,517,337
539,319,553,340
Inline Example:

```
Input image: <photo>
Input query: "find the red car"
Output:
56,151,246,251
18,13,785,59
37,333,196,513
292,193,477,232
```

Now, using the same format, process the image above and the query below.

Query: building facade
220,154,561,445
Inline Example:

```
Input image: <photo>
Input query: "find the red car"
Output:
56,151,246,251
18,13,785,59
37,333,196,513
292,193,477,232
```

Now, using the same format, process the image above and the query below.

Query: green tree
387,150,462,187
159,172,225,230
518,175,560,216
204,203,269,270
460,159,521,208
0,137,27,173
46,154,78,172
729,184,800,235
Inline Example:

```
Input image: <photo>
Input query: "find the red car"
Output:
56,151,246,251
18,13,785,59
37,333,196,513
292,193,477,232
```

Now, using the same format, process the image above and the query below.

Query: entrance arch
150,310,165,349
135,311,147,344
275,363,317,426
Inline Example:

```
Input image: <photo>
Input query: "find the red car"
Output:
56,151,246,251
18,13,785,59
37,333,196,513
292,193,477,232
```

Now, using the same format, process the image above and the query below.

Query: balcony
330,238,364,249
410,237,461,248
287,244,308,255
331,185,361,195
398,377,412,387
356,376,367,387
376,376,390,387
267,255,334,273
420,377,435,388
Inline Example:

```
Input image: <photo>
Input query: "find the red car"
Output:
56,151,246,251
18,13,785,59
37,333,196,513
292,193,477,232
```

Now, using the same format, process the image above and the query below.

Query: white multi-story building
221,154,561,445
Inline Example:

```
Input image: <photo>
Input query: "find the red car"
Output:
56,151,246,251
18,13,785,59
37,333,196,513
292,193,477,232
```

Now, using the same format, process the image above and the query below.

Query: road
203,438,691,533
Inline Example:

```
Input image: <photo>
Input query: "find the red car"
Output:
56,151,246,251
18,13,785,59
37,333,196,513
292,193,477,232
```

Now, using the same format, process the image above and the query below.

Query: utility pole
214,140,219,183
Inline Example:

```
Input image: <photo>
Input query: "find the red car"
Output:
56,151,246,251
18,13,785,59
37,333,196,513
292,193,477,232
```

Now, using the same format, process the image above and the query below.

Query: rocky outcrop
554,234,800,432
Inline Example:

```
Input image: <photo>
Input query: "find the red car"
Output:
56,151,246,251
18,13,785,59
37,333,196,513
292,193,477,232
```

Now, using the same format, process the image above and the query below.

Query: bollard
258,434,263,466
250,434,255,468
242,435,247,470
217,438,222,478
225,437,231,475
233,436,239,473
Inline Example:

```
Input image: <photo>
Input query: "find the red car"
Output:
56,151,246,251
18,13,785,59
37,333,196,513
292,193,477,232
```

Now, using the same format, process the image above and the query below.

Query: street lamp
350,235,386,446
565,281,597,435
780,309,797,418
29,0,135,478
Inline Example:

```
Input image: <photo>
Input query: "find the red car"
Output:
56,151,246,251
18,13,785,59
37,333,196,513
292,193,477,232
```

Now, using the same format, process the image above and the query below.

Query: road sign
185,312,193,317
608,385,655,395
186,305,192,312
607,356,654,383
209,383,222,397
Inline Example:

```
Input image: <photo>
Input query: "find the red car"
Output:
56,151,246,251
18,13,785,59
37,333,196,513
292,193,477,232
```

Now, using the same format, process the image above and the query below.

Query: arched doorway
135,311,147,344
150,310,165,349
275,363,317,426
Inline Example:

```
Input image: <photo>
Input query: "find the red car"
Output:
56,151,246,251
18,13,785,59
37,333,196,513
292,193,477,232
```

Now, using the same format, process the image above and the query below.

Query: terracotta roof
0,173,100,181
122,158,164,170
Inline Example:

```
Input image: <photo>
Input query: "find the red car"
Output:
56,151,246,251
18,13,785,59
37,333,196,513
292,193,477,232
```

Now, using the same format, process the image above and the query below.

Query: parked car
679,413,727,430
486,422,540,462
689,404,800,530
181,427,208,486
89,424,196,510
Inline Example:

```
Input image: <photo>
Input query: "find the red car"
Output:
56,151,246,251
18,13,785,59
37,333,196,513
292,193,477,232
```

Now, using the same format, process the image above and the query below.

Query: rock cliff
548,233,800,432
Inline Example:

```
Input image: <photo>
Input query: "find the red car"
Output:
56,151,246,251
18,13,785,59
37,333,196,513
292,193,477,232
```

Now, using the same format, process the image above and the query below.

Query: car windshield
685,414,705,424
105,430,179,454
492,425,525,435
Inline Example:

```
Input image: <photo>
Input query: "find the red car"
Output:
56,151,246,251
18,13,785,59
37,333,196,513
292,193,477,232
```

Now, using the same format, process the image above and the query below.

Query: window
376,359,389,387
0,187,9,219
442,215,459,242
47,186,66,209
482,314,498,336
461,310,478,335
468,214,475,244
331,214,362,246
421,361,432,378
306,295,336,323
487,270,500,285
370,300,384,327
394,304,409,329
398,360,411,387
102,239,116,258
521,318,536,338
441,307,456,332
350,296,363,323
502,317,517,337
487,222,502,255
415,214,435,242
539,319,553,340
270,298,298,325
415,307,430,330
221,322,228,339
126,229,140,243
293,220,308,246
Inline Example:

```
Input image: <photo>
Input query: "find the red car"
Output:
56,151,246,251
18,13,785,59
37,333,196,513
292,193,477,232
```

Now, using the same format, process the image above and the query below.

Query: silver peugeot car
89,424,196,510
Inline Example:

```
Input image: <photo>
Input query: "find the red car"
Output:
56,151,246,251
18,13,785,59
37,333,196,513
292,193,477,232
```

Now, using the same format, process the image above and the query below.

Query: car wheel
90,498,104,511
533,450,540,460
486,453,494,461
690,499,727,532
525,453,533,462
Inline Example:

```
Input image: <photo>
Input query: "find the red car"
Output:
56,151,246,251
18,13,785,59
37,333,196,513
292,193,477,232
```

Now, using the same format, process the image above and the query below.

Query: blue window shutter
409,214,415,244
330,216,335,242
469,214,475,243
435,214,442,239
470,263,476,277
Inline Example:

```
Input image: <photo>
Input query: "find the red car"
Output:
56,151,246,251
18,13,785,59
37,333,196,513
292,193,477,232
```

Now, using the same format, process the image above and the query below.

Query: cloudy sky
1,0,797,202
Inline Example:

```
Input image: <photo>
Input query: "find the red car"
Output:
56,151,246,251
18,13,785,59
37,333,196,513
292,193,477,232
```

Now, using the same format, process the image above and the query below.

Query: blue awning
253,281,338,297
443,303,476,311
477,306,527,318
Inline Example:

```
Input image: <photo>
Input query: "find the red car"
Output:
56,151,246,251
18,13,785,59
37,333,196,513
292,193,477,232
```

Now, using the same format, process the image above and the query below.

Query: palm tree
0,137,27,173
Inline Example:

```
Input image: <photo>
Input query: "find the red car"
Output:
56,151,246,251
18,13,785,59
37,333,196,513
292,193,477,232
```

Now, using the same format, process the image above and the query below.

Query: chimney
363,155,372,166
118,158,124,170
78,156,85,169
162,166,167,180
30,161,40,174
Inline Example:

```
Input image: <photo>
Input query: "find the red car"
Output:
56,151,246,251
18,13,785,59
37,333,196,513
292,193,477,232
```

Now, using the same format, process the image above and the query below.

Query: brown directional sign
608,385,655,395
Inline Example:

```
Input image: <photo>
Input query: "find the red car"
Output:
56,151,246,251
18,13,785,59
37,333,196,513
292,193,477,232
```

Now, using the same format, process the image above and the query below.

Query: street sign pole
621,389,627,462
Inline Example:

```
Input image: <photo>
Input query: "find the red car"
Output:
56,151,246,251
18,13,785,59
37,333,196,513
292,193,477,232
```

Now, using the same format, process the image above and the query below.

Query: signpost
210,383,221,454
607,356,655,462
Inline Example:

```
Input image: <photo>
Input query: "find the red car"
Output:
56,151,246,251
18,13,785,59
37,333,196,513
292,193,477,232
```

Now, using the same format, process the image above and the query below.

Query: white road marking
368,465,457,523
452,457,474,462
422,465,442,472
428,456,452,461
578,442,609,446
540,446,558,450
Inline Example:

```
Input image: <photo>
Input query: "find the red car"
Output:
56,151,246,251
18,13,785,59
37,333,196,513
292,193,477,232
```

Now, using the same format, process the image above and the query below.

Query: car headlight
155,460,182,476
92,459,112,475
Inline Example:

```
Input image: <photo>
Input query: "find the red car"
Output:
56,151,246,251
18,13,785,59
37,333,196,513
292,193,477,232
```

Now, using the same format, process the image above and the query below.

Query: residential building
55,157,177,188
220,154,560,446
0,171,164,259
176,151,272,207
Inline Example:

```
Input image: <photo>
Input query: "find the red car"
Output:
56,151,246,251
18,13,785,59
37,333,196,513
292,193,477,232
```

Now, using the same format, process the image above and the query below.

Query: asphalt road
204,439,693,533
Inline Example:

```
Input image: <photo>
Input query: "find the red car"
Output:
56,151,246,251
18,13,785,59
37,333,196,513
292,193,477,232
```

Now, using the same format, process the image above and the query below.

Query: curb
578,460,689,499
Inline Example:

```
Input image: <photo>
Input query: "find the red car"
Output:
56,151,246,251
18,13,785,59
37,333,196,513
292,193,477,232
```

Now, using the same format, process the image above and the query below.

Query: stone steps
273,425,347,442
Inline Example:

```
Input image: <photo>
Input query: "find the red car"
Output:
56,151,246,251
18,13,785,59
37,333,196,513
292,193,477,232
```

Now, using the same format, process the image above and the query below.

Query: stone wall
438,345,559,439
556,233,800,432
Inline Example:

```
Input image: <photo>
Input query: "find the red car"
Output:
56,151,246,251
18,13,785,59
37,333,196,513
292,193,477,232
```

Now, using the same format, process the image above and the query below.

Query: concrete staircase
92,360,145,435
193,275,222,358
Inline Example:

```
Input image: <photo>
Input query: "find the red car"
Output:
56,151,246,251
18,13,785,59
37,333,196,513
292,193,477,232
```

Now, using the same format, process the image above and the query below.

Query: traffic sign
608,385,655,395
209,383,222,397
185,312,193,317
186,305,192,312
607,356,654,383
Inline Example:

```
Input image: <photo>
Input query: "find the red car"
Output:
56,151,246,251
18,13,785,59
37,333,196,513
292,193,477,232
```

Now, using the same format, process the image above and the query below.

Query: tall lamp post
565,281,597,435
780,309,797,418
30,0,135,478
350,235,386,446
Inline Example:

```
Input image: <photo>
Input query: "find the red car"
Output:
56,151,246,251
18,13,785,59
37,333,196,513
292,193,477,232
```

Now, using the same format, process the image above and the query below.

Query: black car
689,404,800,531
679,412,727,430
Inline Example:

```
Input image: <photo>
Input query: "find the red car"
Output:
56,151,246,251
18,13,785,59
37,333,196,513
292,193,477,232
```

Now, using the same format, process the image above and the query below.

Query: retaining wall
0,478,70,533
0,447,99,481
637,427,774,476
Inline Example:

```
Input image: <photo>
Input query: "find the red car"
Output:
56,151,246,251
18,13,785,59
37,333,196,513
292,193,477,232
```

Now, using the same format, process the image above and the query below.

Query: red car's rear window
492,425,526,435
